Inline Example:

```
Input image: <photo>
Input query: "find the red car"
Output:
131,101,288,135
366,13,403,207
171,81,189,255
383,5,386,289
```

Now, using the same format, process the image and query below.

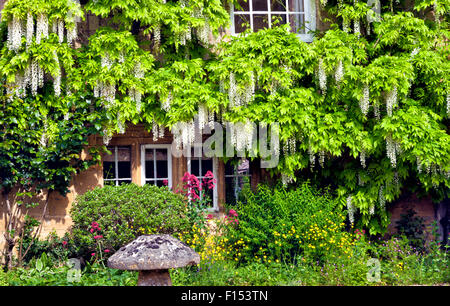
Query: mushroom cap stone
107,234,200,271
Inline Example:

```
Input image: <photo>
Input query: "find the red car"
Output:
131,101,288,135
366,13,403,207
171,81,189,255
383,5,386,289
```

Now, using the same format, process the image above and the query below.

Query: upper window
231,0,316,42
103,146,132,186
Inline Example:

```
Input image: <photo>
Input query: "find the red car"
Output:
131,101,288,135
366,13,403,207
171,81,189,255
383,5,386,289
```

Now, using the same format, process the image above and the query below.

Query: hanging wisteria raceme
26,12,34,48
117,113,125,134
288,138,296,155
360,148,366,168
228,72,237,108
101,52,113,69
53,51,61,97
308,145,315,170
385,86,398,116
360,84,370,116
162,91,173,111
319,150,325,167
102,128,112,145
353,19,360,37
7,16,23,52
153,25,161,50
334,60,344,87
342,18,350,33
281,174,294,185
36,13,49,45
386,134,398,168
346,195,355,224
198,104,208,130
378,185,385,209
243,120,255,152
417,156,422,173
318,58,327,94
373,102,380,120
58,19,65,43
159,125,165,138
369,203,375,215
208,110,215,129
152,120,159,141
358,171,364,186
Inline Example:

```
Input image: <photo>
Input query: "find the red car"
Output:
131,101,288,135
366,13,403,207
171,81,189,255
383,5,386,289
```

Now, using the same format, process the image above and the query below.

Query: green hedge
70,184,193,258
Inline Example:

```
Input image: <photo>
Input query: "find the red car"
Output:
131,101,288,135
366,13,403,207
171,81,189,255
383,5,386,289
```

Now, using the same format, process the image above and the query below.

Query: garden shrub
395,208,427,251
224,182,357,263
70,183,194,259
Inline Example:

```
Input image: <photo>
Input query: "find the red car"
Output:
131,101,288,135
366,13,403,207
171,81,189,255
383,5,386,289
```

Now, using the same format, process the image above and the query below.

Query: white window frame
187,155,219,213
230,0,316,42
103,146,132,186
140,144,173,188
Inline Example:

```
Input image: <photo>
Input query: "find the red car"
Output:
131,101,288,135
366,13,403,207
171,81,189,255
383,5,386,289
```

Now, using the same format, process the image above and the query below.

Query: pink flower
228,209,238,217
91,253,96,257
94,235,103,240
163,179,168,186
207,214,213,220
104,249,110,253
62,241,68,246
90,228,94,233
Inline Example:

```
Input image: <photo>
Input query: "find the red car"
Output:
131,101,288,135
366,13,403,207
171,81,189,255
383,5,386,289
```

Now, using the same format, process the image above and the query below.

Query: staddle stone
107,234,200,286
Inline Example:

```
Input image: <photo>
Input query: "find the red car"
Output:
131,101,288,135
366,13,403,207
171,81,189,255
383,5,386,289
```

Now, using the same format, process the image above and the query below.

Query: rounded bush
70,184,193,258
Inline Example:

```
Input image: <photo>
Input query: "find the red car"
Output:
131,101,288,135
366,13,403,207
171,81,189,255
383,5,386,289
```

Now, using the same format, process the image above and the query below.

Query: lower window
103,146,132,186
225,158,251,205
141,144,172,188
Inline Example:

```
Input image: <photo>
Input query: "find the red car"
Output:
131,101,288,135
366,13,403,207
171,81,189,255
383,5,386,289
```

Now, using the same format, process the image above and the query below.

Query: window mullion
152,149,157,186
249,0,254,31
115,146,119,186
267,0,271,28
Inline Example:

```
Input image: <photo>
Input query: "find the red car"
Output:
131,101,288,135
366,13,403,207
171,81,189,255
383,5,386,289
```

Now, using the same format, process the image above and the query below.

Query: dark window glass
234,14,250,33
271,0,287,11
289,14,305,34
103,162,115,180
271,14,287,26
253,0,268,11
253,14,269,31
237,0,250,11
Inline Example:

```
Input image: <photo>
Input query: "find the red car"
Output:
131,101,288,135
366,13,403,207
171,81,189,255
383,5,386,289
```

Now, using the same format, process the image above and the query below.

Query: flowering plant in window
180,171,216,229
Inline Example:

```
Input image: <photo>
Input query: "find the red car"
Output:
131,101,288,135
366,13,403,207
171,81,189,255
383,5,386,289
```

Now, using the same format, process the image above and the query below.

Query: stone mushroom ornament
107,234,200,286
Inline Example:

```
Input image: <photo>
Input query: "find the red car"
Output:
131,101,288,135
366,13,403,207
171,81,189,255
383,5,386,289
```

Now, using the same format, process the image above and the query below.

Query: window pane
103,147,115,162
289,0,304,12
237,159,250,174
156,180,165,187
191,159,200,176
156,161,168,178
118,161,131,178
271,14,287,27
253,0,268,11
103,162,115,180
225,162,236,176
236,0,250,11
104,180,115,186
271,0,287,12
253,14,269,31
289,14,305,34
118,180,132,185
234,14,250,33
145,160,154,179
117,146,131,162
201,159,213,176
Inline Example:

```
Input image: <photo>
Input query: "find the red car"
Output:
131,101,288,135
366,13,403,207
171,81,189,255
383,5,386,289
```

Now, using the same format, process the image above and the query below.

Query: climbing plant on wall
0,0,449,235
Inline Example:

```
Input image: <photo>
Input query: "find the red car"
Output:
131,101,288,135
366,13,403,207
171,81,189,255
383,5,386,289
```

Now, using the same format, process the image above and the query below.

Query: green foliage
224,182,352,263
0,0,449,237
395,208,427,251
70,183,194,258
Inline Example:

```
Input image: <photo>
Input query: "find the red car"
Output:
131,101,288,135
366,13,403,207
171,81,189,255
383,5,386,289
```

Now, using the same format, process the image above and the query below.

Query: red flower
163,179,168,186
62,241,68,246
94,235,103,240
91,253,96,256
207,214,213,220
228,209,238,217
104,249,110,253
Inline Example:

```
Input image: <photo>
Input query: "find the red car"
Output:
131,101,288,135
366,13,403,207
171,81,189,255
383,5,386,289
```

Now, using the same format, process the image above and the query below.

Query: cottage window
225,159,251,205
187,151,219,212
231,0,316,42
103,146,132,186
141,144,173,188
